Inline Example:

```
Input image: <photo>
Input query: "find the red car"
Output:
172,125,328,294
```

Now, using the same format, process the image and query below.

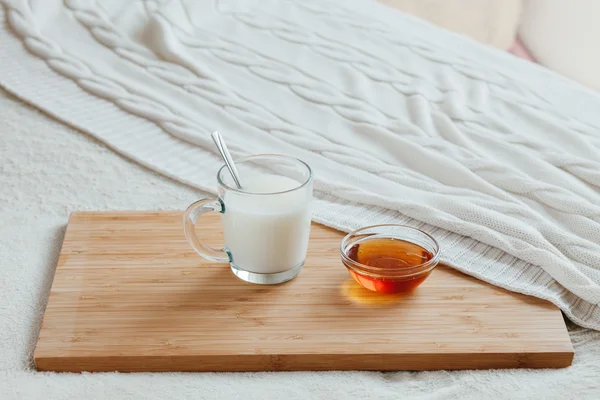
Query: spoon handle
211,131,243,189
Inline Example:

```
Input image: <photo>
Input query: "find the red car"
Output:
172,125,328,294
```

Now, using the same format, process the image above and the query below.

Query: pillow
519,0,600,91
509,38,536,62
377,0,523,50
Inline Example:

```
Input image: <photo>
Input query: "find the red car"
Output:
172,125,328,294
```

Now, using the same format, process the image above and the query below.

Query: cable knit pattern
1,0,600,333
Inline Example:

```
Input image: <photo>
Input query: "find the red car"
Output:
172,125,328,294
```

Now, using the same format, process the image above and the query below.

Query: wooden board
34,212,574,372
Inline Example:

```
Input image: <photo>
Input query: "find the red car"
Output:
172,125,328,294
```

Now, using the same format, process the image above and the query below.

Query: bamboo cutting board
34,211,573,372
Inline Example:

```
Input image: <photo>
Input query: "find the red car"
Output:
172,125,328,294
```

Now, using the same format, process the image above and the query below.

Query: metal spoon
211,131,243,189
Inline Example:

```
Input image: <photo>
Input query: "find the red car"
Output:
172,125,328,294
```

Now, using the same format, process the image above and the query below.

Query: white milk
221,175,312,274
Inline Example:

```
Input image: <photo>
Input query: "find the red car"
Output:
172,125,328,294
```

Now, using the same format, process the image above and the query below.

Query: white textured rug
1,1,600,397
2,0,600,329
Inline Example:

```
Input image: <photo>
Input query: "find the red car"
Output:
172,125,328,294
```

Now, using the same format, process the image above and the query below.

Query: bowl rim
339,224,441,278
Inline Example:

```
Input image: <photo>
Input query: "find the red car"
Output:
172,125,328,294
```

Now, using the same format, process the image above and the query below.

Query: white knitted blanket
1,0,600,330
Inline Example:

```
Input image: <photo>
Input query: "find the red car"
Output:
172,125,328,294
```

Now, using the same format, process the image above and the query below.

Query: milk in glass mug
183,155,313,284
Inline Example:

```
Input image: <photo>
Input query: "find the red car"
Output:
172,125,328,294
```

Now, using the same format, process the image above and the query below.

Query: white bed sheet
1,87,600,399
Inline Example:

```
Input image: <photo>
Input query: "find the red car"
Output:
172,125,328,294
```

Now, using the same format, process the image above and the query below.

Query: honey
344,238,434,294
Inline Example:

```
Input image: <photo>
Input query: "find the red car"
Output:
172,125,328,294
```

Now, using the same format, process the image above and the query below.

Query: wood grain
34,211,573,372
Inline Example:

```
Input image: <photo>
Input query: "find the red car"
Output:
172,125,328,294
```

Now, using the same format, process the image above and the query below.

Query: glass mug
183,154,313,284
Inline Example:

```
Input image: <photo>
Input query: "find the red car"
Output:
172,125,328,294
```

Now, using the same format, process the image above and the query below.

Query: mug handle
182,198,230,262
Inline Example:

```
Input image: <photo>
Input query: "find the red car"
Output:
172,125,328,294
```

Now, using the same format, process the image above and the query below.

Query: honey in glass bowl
340,225,440,294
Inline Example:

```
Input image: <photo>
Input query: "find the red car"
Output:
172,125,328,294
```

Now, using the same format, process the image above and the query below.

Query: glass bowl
340,224,440,294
